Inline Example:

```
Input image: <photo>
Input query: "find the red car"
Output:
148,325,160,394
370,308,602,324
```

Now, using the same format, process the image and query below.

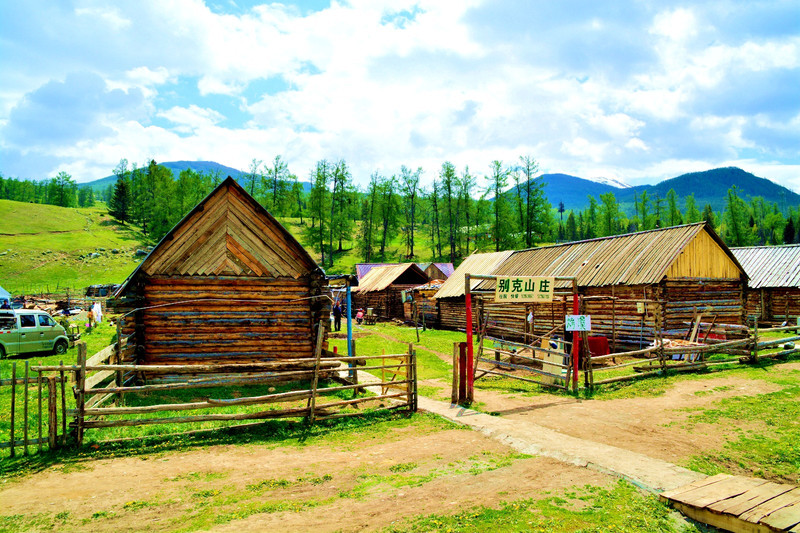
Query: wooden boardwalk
660,473,800,532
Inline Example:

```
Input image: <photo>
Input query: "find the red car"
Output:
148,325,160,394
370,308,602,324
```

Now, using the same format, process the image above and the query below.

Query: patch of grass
340,451,530,500
681,376,800,483
389,461,418,473
167,470,229,483
246,478,293,491
0,200,148,294
383,480,700,532
0,410,457,480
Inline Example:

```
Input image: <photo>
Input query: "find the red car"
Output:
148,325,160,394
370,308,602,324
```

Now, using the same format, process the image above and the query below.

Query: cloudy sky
1,0,798,190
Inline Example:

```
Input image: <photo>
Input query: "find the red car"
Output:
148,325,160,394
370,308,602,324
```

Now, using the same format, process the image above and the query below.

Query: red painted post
572,288,580,391
465,292,474,403
458,342,467,403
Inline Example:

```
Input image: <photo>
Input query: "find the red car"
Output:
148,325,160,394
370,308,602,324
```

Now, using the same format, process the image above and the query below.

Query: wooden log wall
403,293,440,327
661,279,745,336
438,298,469,331
744,288,800,322
140,275,320,365
352,285,418,320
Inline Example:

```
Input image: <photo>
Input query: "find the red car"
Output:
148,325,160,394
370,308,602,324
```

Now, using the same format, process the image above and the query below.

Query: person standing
332,300,343,332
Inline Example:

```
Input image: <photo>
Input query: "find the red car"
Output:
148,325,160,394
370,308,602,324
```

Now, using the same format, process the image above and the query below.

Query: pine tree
108,176,132,224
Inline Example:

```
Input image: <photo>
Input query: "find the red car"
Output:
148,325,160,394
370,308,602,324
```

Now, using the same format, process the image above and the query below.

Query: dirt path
0,427,610,532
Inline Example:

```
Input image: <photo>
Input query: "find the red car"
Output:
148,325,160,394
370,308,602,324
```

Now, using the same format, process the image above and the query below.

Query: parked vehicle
0,309,70,358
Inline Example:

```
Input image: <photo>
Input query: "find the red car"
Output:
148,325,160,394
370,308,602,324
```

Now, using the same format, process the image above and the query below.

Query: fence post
752,318,759,363
412,345,418,412
59,360,66,447
47,377,58,450
458,342,467,405
10,362,16,457
451,342,458,404
115,319,123,406
307,324,325,425
37,366,43,452
406,343,413,409
75,343,87,447
23,361,29,455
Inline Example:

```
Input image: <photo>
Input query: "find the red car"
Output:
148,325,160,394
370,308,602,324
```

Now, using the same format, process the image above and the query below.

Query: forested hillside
2,157,799,285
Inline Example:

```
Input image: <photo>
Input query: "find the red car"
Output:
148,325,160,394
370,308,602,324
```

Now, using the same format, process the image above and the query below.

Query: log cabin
112,177,327,367
351,263,428,320
732,244,800,324
472,223,748,349
432,250,515,331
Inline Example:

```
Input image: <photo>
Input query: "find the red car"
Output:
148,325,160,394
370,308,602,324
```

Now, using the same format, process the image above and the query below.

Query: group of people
332,301,366,331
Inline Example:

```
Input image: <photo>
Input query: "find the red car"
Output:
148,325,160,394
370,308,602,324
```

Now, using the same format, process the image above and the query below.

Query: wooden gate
450,274,580,404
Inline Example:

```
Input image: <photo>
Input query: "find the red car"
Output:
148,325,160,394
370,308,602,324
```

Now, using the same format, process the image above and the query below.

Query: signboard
494,276,555,303
565,315,591,331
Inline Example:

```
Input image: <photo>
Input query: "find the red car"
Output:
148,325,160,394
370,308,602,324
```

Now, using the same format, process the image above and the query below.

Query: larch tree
399,165,421,259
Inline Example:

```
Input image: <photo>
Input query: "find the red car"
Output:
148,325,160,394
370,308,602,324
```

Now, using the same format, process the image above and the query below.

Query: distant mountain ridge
532,167,799,214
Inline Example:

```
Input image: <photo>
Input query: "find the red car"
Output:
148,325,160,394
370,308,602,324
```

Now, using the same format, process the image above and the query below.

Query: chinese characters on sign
565,315,591,331
494,276,555,302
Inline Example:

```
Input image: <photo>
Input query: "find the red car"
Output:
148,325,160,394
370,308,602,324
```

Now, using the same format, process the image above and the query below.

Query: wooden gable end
665,228,743,279
140,180,316,279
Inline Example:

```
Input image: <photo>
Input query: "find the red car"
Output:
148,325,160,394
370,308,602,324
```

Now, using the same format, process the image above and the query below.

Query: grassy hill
0,199,450,295
0,199,150,294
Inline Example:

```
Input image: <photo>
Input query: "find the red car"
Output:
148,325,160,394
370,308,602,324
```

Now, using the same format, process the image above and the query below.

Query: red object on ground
587,336,610,357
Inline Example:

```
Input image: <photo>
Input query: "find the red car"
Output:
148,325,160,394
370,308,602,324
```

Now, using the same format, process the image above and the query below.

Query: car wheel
0,345,5,359
53,340,68,355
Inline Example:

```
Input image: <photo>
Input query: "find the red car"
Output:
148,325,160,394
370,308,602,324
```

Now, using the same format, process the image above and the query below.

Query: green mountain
616,167,800,213
525,167,798,214
82,161,246,192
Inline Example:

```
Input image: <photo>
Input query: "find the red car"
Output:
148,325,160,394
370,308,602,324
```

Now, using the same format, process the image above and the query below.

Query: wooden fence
452,319,800,404
1,354,74,457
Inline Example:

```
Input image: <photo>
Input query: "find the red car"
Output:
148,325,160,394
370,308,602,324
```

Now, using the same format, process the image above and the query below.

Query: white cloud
74,6,131,30
0,0,798,192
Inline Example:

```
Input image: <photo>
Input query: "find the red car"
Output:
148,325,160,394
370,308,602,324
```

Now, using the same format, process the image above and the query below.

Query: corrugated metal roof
355,263,399,280
476,223,740,290
732,245,800,288
433,250,515,299
431,263,455,278
355,263,428,293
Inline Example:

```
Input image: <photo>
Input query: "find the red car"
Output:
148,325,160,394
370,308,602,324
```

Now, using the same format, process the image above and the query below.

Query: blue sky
1,0,798,190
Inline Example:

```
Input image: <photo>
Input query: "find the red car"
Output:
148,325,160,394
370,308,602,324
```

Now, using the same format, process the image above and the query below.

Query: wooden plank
761,499,800,531
705,478,771,512
740,487,800,524
673,476,772,509
660,474,734,501
720,482,797,517
86,344,116,366
146,192,229,275
85,370,115,390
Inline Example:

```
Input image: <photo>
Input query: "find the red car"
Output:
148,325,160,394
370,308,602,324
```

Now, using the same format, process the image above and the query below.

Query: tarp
0,286,10,303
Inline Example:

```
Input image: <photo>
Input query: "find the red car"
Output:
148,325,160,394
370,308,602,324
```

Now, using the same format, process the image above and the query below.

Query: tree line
3,158,799,269
0,171,95,208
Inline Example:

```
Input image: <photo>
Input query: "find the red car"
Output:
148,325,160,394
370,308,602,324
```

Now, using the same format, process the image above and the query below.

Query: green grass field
0,200,148,294
0,201,451,295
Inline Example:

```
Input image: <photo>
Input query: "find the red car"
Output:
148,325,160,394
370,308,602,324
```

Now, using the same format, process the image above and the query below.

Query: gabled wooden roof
116,177,321,295
433,250,515,299
475,223,745,290
355,263,428,293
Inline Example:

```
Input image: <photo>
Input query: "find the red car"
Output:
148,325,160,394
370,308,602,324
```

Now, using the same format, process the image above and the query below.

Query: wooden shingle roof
354,264,428,293
433,250,515,299
116,177,321,295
